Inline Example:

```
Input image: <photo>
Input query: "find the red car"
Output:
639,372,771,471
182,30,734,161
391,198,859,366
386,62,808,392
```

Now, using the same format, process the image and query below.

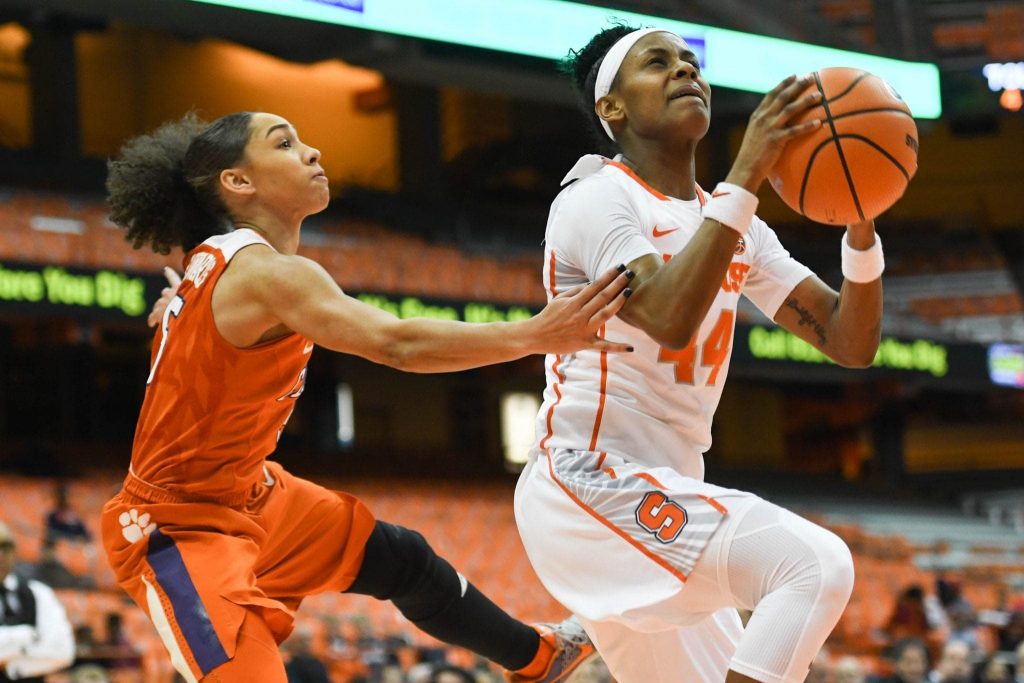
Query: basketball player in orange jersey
100,112,634,683
514,26,886,683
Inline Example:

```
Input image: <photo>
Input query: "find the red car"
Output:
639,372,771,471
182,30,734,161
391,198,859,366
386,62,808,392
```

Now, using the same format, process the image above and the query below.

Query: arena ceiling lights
187,0,942,119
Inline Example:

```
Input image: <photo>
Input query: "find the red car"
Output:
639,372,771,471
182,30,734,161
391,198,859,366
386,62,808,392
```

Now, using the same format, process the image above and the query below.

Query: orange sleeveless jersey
131,229,311,499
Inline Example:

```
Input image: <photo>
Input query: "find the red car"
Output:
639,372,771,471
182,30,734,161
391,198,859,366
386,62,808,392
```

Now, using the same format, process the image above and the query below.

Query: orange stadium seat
820,0,873,23
0,189,548,306
933,22,988,51
2,471,1023,679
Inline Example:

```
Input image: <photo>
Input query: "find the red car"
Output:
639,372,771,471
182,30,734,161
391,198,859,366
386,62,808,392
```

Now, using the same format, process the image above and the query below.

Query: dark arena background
0,1,1021,681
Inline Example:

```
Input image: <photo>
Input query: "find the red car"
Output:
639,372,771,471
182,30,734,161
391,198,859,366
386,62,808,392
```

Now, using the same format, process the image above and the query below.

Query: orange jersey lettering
721,262,751,293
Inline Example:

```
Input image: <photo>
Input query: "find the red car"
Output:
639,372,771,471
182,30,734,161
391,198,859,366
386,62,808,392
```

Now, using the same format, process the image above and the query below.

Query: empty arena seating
2,471,1022,682
0,188,547,307
4,187,1024,342
0,472,567,682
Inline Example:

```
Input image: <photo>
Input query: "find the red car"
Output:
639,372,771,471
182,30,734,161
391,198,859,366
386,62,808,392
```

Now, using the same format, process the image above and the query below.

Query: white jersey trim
205,228,274,262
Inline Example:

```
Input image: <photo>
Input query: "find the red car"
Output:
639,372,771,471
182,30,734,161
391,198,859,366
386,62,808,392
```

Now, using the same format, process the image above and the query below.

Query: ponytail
106,112,252,254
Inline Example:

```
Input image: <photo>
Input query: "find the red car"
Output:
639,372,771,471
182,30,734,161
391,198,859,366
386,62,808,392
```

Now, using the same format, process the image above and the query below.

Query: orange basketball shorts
100,460,375,681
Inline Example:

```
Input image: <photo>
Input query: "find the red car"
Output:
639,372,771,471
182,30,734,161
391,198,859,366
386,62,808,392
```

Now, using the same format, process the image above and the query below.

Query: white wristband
701,183,758,236
841,231,884,283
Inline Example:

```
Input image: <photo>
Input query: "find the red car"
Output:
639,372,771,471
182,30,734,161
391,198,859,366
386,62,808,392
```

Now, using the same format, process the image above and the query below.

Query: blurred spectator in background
73,625,96,661
0,521,75,682
466,653,502,683
67,667,109,683
937,577,963,611
931,640,973,683
806,647,834,683
43,484,91,545
999,610,1024,653
947,601,982,652
68,664,110,683
875,638,930,683
569,656,615,683
887,586,939,644
427,664,475,683
973,654,1011,683
322,614,368,682
99,612,138,670
835,656,867,683
379,663,406,683
283,625,329,683
352,615,395,681
30,539,89,590
409,660,434,683
1013,642,1023,683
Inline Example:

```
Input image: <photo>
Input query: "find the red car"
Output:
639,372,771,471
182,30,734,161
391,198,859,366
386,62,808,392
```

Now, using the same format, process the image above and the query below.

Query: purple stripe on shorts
147,528,229,674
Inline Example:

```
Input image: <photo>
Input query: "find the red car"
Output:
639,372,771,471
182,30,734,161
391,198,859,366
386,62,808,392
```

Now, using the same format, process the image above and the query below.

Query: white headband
594,28,673,140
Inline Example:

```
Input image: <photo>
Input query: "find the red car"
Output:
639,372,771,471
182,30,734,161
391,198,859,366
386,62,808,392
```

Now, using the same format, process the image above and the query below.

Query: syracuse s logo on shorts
634,491,688,544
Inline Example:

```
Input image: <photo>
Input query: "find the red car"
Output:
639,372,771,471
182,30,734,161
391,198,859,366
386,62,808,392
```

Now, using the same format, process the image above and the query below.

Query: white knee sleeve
725,502,854,683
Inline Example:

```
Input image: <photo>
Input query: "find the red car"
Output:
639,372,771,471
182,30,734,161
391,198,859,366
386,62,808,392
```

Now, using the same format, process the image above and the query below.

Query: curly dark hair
106,112,253,255
561,23,641,156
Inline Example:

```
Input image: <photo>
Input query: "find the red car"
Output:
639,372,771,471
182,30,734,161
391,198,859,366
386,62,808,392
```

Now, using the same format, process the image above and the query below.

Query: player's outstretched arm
772,219,882,368
240,250,633,372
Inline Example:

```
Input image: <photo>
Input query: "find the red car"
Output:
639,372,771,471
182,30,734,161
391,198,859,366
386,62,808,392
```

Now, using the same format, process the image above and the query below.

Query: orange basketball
767,67,919,226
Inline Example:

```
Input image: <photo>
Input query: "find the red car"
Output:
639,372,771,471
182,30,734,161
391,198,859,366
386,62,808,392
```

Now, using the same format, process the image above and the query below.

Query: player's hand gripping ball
767,67,919,226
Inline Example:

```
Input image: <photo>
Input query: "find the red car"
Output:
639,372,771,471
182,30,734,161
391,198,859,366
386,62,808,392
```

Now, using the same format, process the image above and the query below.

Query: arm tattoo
783,297,827,347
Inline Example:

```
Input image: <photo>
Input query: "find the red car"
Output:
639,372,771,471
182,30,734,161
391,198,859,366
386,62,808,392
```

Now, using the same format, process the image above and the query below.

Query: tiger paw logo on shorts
119,508,156,544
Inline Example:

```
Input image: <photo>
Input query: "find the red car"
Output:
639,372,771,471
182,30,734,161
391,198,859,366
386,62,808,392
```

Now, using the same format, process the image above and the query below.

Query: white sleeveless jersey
534,156,813,479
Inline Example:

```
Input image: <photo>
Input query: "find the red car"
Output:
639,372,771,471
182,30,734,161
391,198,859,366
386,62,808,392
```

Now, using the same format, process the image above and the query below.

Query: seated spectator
284,625,329,683
351,614,394,679
44,484,91,546
937,576,962,610
379,663,407,683
931,640,973,683
409,661,435,683
875,638,930,683
30,539,91,590
947,601,982,652
973,654,1011,683
570,657,615,683
888,586,938,644
69,664,111,683
806,647,833,683
0,520,76,681
427,664,476,683
322,614,369,682
99,612,139,670
999,610,1024,653
836,656,867,683
74,624,97,660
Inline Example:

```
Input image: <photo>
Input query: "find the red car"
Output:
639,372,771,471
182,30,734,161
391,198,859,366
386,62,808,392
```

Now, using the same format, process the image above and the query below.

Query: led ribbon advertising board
2,261,995,387
185,0,942,118
0,261,152,320
0,261,537,324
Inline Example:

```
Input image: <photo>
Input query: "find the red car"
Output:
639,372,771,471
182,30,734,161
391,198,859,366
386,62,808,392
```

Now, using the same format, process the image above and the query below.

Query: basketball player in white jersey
514,26,886,683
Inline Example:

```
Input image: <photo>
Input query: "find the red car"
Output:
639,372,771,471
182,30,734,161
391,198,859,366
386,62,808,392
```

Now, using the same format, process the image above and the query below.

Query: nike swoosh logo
652,226,679,238
712,191,731,198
